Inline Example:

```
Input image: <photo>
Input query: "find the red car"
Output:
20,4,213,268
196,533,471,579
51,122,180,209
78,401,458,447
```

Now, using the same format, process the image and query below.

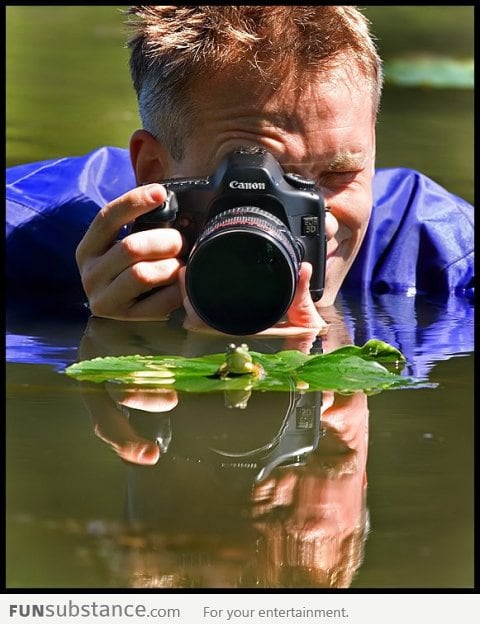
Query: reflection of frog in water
216,343,265,380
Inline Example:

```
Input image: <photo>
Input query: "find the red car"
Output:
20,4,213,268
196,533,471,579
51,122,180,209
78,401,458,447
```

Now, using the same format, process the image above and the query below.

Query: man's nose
324,208,339,241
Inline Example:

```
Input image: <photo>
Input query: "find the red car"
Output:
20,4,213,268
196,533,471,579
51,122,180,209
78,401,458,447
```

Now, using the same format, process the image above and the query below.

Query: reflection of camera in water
211,387,324,483
131,147,327,335
129,385,324,485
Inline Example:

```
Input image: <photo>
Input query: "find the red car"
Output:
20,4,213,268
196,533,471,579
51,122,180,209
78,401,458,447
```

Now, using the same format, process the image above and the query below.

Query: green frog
216,343,265,379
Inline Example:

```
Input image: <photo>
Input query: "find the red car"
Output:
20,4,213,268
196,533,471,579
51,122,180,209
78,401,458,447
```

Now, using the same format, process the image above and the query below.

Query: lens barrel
185,207,302,335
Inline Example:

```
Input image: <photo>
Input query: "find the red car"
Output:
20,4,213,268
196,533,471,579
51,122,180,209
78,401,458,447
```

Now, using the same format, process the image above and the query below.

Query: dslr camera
131,147,326,335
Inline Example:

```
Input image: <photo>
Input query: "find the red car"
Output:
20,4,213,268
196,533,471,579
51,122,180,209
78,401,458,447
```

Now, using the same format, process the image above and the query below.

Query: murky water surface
6,296,474,589
6,7,474,589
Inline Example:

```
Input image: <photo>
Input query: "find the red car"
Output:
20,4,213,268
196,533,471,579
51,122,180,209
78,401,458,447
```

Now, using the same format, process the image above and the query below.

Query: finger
91,280,182,320
126,282,183,320
101,255,183,305
81,386,161,465
76,183,168,264
256,324,323,338
106,228,185,280
287,262,328,330
81,236,185,319
107,387,179,413
85,236,184,318
93,412,161,465
113,440,161,466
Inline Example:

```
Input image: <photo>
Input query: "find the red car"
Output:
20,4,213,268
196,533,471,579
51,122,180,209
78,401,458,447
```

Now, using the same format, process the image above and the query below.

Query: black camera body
131,147,326,335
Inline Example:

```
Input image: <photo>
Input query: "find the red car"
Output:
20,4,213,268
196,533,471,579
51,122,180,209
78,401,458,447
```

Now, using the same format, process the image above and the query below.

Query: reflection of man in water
250,391,369,588
82,353,370,588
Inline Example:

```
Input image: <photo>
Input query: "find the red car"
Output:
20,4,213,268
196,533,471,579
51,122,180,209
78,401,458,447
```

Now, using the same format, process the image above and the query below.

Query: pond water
5,7,474,589
6,293,474,589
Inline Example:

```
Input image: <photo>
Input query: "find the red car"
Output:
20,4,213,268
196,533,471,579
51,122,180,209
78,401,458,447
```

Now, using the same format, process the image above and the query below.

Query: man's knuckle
120,236,144,261
80,266,97,293
130,262,159,285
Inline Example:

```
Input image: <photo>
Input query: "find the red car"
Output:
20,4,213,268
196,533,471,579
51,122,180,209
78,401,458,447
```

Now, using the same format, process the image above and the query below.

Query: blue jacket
6,146,474,374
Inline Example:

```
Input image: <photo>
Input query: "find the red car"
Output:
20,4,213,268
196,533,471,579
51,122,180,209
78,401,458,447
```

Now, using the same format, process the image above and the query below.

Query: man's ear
129,129,172,184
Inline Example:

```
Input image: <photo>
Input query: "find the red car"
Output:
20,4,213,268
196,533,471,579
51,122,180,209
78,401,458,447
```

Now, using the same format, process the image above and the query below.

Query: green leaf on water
64,339,433,395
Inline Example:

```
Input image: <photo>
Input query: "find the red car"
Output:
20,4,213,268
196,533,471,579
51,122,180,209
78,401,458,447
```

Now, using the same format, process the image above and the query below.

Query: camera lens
185,207,302,335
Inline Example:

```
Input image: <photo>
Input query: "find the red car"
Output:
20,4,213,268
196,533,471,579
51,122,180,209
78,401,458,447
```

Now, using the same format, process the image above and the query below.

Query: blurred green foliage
363,5,474,58
6,5,474,203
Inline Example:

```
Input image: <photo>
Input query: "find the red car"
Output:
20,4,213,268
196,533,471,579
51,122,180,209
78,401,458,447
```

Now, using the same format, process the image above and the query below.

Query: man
6,6,474,334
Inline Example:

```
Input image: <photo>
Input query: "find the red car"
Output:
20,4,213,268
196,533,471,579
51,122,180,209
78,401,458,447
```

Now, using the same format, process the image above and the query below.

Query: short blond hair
126,6,383,159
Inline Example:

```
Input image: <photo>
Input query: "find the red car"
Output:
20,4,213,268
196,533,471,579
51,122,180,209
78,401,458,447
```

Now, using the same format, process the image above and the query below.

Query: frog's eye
240,343,249,351
227,343,236,352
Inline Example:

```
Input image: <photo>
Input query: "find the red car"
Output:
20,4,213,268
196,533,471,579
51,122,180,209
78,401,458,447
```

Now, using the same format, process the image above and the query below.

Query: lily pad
64,339,434,395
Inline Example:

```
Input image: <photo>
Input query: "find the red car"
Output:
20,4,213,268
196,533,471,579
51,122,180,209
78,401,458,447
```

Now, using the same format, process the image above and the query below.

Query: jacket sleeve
6,147,135,314
344,168,474,299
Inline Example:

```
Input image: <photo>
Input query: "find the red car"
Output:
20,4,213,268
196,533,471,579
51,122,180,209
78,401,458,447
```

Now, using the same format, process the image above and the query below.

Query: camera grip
309,234,327,302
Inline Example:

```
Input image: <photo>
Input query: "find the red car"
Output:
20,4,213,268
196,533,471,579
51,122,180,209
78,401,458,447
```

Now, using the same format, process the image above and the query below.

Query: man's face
165,64,376,307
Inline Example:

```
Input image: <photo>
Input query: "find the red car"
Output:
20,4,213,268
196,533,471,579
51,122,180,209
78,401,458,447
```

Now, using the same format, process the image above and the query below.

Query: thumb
287,262,327,330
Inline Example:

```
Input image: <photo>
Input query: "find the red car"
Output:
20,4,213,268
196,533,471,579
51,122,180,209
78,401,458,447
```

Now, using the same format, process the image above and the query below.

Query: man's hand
285,262,327,331
76,184,184,320
81,382,177,466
